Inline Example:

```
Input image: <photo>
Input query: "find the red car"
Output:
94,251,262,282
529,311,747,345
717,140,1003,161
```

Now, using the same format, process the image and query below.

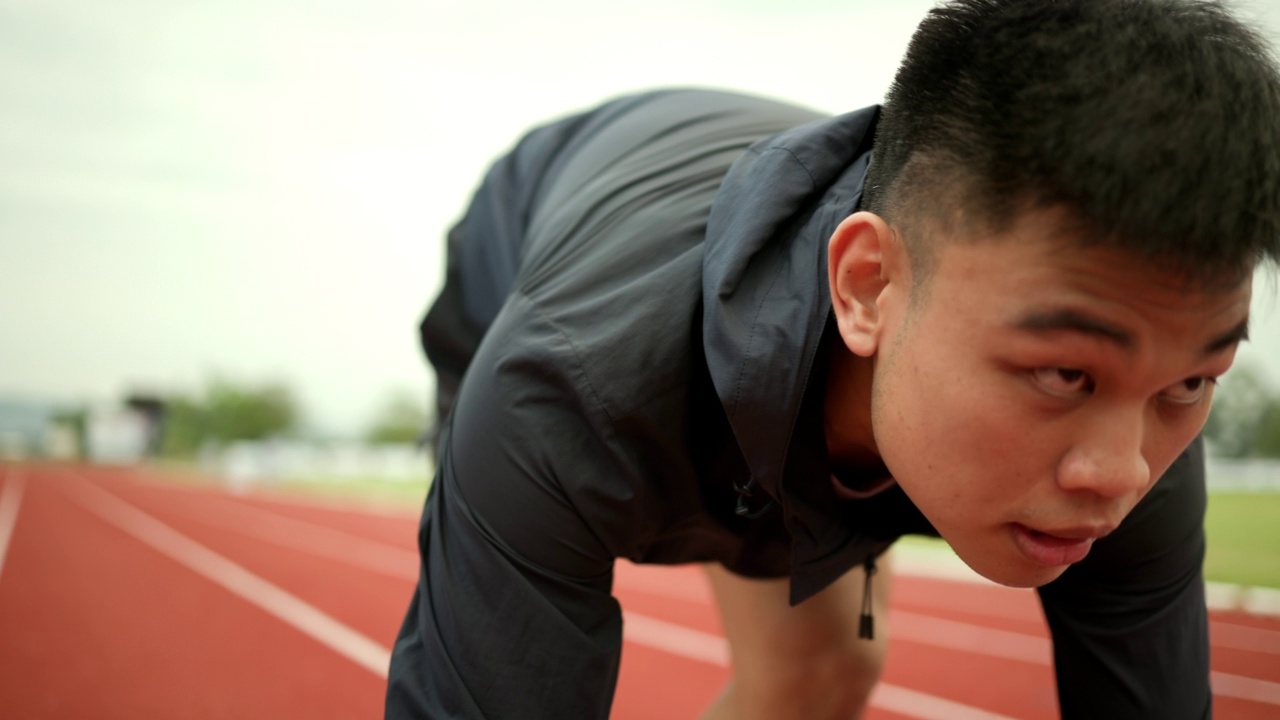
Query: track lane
93,464,424,548
76,468,1047,718
612,636,728,719
1213,646,1280,683
0,465,27,581
0,466,386,720
62,469,415,650
98,474,422,572
99,470,420,583
105,466,1280,716
7,463,1279,719
613,586,1058,720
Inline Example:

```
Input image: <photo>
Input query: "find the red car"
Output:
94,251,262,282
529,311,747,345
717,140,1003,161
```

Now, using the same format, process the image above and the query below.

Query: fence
1206,457,1280,492
197,439,430,491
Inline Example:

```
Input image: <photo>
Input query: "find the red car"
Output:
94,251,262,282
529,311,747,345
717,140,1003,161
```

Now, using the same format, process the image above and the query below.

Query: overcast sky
2,0,1279,436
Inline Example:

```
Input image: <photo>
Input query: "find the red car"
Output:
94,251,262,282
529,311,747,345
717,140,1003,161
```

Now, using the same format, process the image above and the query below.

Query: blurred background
1,0,1278,486
2,7,1278,720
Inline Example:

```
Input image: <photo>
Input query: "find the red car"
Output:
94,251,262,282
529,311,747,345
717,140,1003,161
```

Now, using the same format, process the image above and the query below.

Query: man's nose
1056,412,1151,500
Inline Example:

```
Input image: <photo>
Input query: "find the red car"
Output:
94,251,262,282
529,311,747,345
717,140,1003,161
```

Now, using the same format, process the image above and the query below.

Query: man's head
826,0,1279,587
861,0,1280,290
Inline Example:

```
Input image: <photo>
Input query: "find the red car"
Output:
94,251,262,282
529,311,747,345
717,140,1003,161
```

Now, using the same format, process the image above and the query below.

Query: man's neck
822,340,883,477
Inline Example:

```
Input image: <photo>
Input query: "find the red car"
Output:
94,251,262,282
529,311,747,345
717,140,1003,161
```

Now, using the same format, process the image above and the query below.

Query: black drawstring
732,476,776,518
858,556,877,640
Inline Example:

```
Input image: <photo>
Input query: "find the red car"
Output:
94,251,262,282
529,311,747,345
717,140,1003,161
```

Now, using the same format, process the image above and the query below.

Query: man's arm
1037,437,1211,719
384,460,622,719
387,297,630,719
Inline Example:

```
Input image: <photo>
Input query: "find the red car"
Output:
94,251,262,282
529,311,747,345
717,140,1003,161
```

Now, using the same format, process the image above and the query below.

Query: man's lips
1011,523,1112,566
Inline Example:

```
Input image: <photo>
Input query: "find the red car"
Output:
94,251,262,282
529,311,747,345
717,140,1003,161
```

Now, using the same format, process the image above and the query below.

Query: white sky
2,0,1278,436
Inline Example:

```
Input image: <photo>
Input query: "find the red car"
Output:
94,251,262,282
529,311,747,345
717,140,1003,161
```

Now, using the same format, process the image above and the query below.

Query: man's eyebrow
1013,309,1250,356
1203,318,1250,356
1013,309,1133,348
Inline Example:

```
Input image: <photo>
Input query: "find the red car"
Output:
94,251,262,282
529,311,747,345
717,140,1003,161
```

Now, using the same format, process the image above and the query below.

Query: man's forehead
919,217,1256,344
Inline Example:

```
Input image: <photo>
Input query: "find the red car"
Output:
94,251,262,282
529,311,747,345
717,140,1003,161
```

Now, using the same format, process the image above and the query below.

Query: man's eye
1160,377,1216,405
1032,367,1093,397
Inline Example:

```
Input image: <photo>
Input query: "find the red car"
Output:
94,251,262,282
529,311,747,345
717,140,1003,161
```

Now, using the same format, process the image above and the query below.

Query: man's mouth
1010,523,1104,566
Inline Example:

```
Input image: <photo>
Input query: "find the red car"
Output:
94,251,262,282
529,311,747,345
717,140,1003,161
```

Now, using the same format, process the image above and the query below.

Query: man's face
869,210,1252,588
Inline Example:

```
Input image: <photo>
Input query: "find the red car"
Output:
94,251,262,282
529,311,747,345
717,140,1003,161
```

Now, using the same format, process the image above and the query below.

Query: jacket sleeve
417,106,599,456
1036,436,1211,719
387,296,628,720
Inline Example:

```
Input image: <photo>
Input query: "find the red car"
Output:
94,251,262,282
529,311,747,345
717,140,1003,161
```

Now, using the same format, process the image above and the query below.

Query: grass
143,459,432,512
1204,492,1280,589
268,475,430,511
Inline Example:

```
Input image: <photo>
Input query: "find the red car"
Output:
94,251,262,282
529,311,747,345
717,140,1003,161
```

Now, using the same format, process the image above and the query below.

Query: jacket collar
701,106,889,602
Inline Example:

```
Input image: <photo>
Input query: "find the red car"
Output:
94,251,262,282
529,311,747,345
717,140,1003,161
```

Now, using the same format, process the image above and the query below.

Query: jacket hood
701,106,882,600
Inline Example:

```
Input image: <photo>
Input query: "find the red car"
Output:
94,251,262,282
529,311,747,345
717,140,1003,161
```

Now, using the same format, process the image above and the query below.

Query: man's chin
954,548,1070,589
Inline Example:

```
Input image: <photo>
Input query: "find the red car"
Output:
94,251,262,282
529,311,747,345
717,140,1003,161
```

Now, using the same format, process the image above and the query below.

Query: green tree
159,396,208,458
365,390,429,445
51,404,88,459
1204,365,1280,458
158,377,299,458
202,378,296,442
1253,402,1280,458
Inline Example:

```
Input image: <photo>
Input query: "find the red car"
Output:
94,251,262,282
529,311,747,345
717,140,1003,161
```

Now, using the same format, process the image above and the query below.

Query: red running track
0,462,1277,719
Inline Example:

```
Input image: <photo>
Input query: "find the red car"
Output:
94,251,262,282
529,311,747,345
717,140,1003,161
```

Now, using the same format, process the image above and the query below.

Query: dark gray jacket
387,89,1210,719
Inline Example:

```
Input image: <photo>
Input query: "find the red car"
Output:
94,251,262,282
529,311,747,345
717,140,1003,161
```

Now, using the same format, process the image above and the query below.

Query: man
387,0,1280,717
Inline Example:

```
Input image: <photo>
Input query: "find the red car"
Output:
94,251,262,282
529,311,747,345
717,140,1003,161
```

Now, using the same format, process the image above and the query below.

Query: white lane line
1211,671,1280,707
889,610,1052,665
1210,620,1280,656
136,492,418,580
618,572,1278,659
622,610,729,666
82,470,1280,704
871,685,1024,720
624,605,1280,711
888,611,1278,707
621,610,1023,720
0,468,28,583
56,477,391,678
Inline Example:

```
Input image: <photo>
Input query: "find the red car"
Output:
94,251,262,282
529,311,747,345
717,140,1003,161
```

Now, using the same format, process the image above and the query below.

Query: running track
1,462,1277,719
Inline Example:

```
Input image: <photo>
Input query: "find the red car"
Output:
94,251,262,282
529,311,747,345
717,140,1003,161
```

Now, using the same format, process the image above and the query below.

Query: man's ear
828,211,900,357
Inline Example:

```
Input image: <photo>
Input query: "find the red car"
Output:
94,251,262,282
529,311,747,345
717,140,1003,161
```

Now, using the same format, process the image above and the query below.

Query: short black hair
863,0,1280,287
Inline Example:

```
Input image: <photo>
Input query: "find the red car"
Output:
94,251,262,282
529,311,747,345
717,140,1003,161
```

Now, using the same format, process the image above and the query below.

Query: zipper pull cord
858,556,877,640
732,476,776,518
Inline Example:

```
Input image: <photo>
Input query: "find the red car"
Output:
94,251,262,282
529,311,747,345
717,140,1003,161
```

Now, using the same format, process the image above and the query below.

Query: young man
387,1,1280,717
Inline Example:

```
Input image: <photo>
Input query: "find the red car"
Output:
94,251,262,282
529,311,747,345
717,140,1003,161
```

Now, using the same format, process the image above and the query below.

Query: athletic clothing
385,89,1211,719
